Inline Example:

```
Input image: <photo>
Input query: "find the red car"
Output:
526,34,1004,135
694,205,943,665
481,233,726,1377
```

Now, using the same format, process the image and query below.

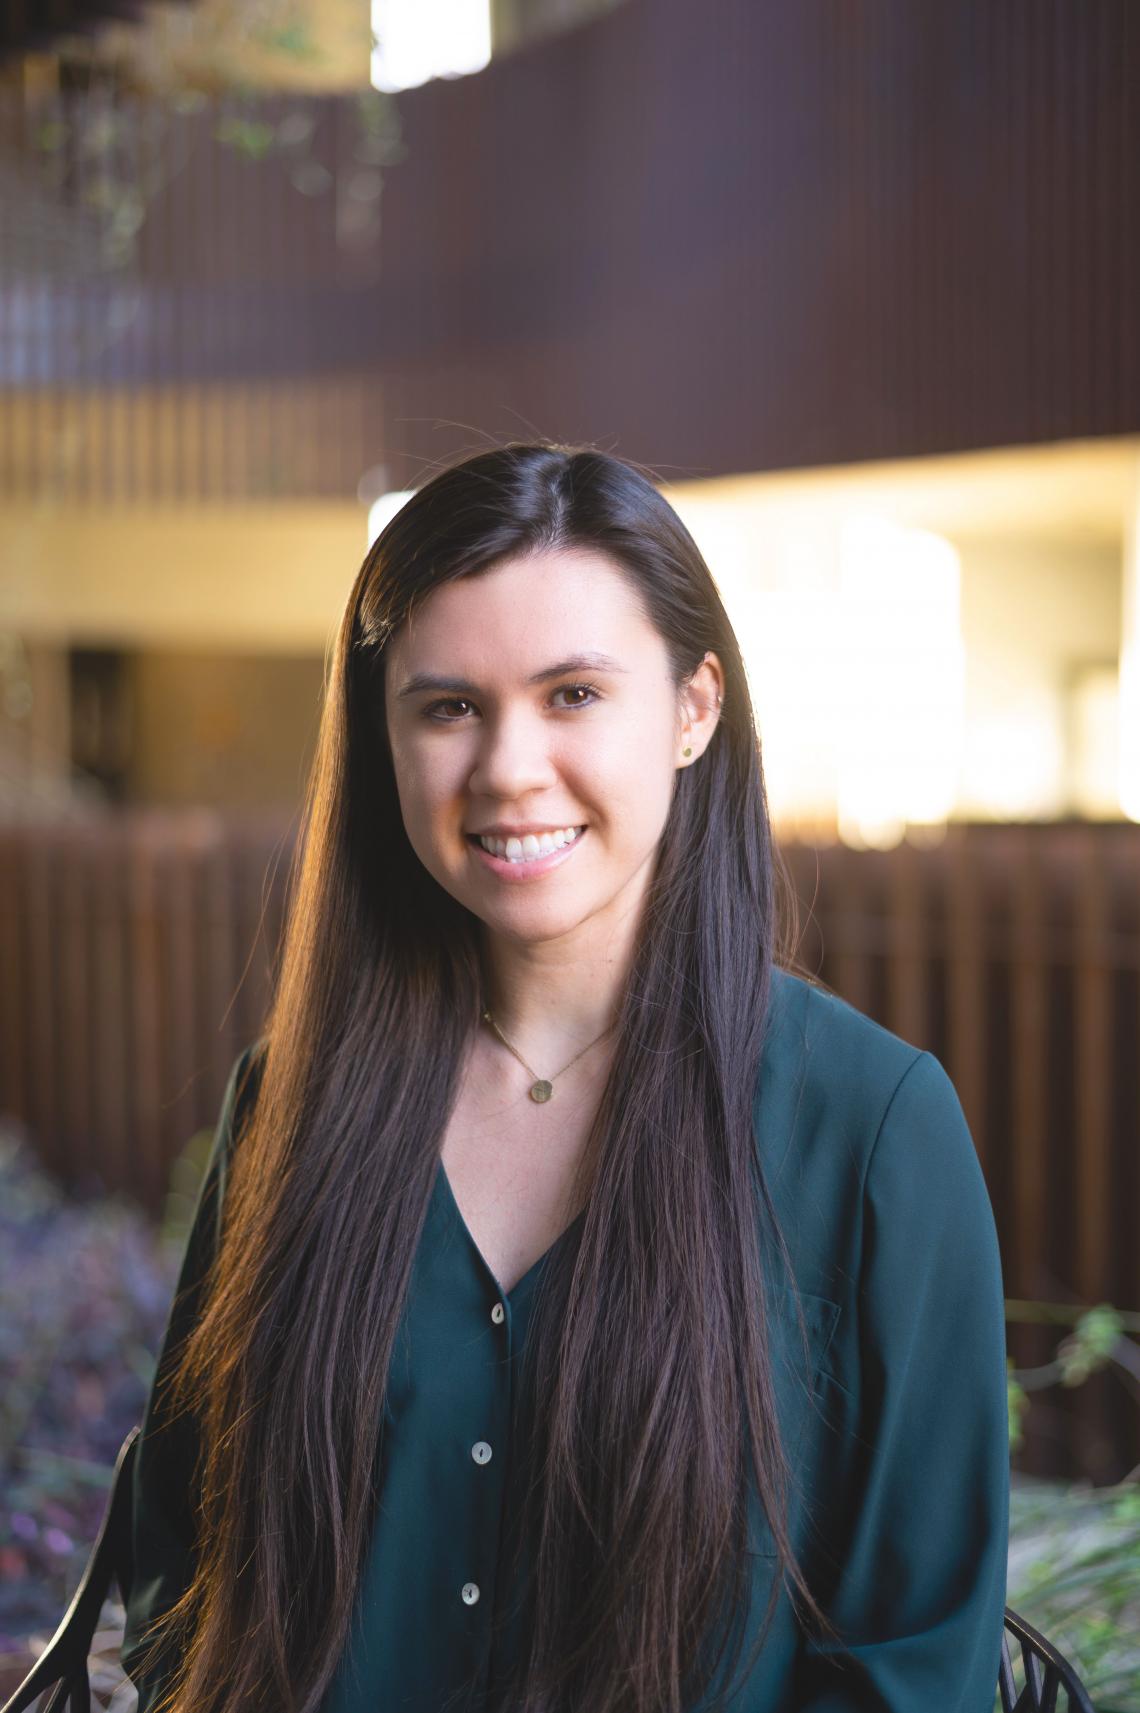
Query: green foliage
254,21,322,62
1003,1477,1140,1709
1058,1304,1128,1385
213,115,278,160
1007,1355,1029,1454
1003,1297,1140,1707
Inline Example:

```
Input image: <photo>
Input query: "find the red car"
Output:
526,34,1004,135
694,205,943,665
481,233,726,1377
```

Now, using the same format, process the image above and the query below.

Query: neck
478,919,636,1067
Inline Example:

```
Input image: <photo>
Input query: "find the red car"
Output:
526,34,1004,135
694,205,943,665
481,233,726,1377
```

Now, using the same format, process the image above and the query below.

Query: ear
676,651,725,767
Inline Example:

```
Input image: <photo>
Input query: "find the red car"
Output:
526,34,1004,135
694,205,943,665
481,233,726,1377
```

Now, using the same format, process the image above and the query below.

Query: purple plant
0,1117,197,1675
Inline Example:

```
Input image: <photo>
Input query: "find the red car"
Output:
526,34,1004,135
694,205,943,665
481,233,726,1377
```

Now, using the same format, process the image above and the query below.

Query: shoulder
762,965,927,1146
757,968,979,1298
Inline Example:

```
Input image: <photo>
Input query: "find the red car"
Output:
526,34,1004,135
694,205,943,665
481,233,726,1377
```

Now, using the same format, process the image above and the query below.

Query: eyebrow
394,651,628,701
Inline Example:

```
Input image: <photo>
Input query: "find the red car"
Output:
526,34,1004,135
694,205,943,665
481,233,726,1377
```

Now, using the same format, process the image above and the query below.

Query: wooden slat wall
1,812,1136,1477
2,0,1138,502
0,809,284,1210
0,376,386,506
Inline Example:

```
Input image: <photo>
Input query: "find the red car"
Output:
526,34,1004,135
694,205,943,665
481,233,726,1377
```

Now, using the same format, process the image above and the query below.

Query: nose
466,706,559,801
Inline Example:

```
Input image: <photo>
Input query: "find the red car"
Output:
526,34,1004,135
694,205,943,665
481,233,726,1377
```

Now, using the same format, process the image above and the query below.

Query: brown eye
424,698,474,722
552,682,603,709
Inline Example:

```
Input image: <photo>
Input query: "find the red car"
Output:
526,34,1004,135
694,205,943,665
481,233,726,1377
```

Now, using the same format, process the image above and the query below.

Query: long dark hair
142,441,846,1712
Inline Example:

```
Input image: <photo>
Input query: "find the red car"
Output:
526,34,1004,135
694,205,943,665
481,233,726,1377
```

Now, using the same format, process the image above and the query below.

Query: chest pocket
745,1287,842,1556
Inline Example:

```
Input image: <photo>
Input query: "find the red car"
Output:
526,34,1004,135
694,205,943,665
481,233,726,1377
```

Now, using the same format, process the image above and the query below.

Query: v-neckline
435,1158,586,1302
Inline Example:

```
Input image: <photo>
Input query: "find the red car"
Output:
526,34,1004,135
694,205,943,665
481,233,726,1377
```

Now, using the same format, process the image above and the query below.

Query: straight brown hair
136,441,847,1712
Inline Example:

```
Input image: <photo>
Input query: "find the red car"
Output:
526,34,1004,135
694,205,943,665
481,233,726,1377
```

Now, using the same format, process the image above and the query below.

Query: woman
120,441,1009,1713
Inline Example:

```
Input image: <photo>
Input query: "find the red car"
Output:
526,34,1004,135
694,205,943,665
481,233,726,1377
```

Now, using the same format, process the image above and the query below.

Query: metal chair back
998,1603,1096,1713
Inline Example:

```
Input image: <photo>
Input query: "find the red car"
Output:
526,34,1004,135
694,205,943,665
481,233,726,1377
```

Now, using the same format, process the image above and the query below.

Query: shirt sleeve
119,1042,262,1712
795,1049,1010,1712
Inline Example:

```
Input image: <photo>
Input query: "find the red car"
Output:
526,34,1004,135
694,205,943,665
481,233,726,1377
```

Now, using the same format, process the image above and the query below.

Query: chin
481,889,590,924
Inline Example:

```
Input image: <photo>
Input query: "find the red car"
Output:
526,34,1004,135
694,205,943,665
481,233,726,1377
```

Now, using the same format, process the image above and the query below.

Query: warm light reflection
1120,641,1140,821
962,698,1066,819
671,498,966,848
667,442,1137,839
1121,467,1140,822
368,489,415,546
1071,667,1121,818
739,587,840,835
370,0,492,92
834,516,964,848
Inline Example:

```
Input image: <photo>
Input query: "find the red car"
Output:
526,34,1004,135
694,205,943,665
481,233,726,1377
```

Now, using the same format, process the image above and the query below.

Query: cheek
389,777,443,870
392,738,457,818
583,731,675,837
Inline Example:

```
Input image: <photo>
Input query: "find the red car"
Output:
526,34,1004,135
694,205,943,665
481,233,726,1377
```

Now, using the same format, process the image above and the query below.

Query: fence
2,809,1137,1477
0,808,289,1210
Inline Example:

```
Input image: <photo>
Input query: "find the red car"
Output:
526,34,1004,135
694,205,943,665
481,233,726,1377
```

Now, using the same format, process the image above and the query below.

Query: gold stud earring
682,746,692,757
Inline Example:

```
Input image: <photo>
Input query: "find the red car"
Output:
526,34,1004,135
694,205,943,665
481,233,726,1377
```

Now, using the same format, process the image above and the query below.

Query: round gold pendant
529,1079,553,1103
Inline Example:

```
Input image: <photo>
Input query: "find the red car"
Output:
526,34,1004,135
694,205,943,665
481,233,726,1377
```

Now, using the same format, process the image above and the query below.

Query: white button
471,1440,492,1465
461,1581,480,1605
491,1302,505,1324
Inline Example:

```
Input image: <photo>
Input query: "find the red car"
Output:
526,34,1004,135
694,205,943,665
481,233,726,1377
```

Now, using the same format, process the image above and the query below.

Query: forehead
386,548,655,670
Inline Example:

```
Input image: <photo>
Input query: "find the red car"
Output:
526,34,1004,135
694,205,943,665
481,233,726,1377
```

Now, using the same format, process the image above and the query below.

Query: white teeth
477,825,584,862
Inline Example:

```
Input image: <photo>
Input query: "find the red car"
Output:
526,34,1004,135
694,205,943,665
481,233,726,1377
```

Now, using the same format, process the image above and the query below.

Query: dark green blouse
121,967,1010,1711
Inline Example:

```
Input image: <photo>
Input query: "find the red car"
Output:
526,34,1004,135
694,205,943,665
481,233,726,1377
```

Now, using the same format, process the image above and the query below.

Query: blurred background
1,0,1138,1704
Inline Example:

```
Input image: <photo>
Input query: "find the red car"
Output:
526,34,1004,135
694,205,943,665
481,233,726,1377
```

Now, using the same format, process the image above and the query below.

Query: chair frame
0,1426,1100,1713
998,1604,1096,1713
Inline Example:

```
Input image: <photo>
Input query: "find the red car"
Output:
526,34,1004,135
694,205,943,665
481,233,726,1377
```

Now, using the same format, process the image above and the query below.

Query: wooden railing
2,810,1137,1476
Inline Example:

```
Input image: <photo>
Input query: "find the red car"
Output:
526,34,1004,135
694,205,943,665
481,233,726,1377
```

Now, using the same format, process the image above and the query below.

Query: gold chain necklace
482,1009,615,1102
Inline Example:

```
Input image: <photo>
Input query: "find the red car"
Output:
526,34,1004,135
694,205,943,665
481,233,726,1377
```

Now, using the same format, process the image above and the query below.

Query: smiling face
382,548,703,950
